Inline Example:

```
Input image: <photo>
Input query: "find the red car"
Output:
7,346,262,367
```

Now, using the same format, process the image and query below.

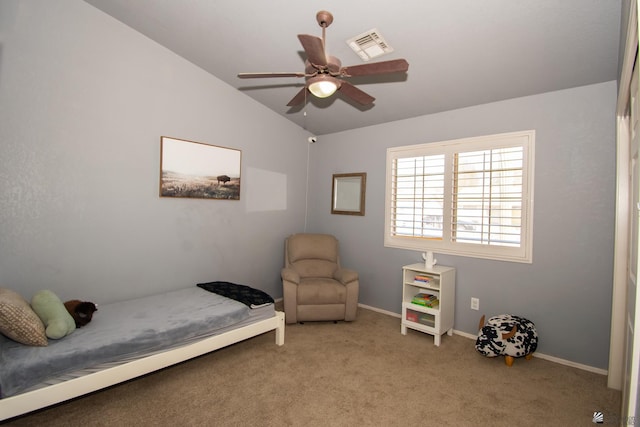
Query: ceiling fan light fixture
307,75,340,98
237,11,407,108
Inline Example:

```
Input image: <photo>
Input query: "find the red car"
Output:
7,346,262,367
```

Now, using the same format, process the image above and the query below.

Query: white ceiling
84,0,621,136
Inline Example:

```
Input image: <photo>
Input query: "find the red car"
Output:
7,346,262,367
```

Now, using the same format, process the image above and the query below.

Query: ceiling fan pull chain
303,88,308,130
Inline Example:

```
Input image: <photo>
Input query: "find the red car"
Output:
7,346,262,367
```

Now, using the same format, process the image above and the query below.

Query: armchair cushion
287,234,338,263
286,234,338,278
281,268,300,284
297,278,347,305
334,268,358,285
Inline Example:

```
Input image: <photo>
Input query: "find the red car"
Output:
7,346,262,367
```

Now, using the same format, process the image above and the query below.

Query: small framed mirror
331,172,366,216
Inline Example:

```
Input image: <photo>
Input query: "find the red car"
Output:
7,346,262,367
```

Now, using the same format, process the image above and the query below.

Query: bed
0,283,285,421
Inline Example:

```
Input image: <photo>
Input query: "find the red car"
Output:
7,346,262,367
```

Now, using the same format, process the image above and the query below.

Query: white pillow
0,288,48,346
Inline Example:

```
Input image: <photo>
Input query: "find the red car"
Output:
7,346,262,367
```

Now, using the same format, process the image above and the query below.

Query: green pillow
31,290,76,339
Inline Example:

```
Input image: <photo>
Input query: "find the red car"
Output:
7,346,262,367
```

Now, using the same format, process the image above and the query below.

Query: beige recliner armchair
281,233,359,324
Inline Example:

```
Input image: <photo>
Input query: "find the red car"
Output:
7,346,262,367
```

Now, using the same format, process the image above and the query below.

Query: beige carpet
4,307,620,426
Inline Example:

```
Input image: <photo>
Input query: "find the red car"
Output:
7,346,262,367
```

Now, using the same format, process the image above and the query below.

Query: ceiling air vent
346,29,394,61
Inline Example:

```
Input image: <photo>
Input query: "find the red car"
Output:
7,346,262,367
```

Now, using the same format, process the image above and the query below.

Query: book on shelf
412,300,439,308
411,293,439,308
413,275,432,283
413,292,437,300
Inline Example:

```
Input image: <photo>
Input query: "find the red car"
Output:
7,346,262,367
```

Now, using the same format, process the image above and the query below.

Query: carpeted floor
3,306,621,426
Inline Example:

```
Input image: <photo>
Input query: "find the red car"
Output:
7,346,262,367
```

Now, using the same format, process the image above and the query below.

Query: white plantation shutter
385,130,534,263
452,146,523,246
392,155,445,239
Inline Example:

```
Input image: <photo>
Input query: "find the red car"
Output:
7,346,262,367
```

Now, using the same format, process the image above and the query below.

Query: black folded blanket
197,281,274,308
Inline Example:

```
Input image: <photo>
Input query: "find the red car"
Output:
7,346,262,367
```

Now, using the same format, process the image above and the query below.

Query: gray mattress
0,286,273,398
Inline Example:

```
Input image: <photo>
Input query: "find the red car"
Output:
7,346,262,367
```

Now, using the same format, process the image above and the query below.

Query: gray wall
307,81,617,369
0,1,310,303
0,0,618,371
619,0,631,79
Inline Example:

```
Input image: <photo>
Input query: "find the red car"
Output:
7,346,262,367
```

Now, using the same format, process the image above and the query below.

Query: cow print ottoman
475,314,538,367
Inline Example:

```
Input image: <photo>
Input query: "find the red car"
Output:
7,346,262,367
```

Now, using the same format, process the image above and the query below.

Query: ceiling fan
237,10,409,107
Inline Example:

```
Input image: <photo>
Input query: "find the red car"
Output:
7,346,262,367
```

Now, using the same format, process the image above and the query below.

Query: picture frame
160,136,241,200
331,172,366,216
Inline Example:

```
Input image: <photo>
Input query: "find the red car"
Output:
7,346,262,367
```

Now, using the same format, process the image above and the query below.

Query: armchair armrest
334,268,358,285
281,268,300,284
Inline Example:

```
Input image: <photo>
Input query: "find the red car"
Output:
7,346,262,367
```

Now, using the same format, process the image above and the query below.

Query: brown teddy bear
64,300,98,328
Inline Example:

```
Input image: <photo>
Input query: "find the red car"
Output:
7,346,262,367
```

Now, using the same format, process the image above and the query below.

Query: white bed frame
0,310,285,421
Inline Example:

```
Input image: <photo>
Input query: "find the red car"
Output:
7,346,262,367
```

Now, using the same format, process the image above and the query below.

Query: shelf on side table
400,263,456,346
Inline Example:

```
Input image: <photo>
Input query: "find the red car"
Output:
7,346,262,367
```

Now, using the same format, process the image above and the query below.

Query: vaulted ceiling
84,0,621,135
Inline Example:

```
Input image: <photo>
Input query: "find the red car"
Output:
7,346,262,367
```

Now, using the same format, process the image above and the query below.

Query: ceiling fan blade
340,58,409,77
238,72,306,78
286,88,308,106
338,81,375,105
297,34,327,67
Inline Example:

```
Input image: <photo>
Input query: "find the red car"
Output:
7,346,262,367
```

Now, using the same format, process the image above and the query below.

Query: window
384,130,535,263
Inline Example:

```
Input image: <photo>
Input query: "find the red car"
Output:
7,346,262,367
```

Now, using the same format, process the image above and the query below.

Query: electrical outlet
471,297,479,311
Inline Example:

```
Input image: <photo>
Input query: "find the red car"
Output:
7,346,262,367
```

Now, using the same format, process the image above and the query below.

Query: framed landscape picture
160,136,241,200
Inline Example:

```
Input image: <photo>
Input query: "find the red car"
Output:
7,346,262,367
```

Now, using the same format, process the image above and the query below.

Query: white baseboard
452,329,607,375
528,351,608,375
357,303,608,376
358,303,401,318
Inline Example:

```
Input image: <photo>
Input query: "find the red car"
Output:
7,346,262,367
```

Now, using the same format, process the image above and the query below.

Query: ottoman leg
504,355,514,367
525,353,534,360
